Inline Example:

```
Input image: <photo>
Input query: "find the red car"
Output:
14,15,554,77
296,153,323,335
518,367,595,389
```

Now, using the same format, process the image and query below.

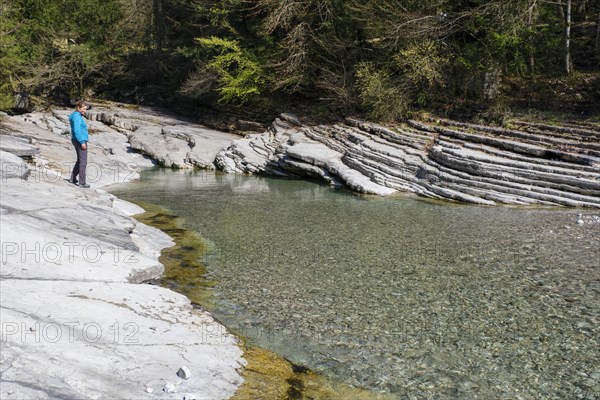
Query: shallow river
110,169,599,399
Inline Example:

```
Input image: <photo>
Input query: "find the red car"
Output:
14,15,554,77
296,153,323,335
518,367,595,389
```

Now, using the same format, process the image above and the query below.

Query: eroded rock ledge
215,114,600,207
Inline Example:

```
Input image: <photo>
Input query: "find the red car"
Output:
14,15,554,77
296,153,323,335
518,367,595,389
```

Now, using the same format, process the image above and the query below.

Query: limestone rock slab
0,279,244,400
0,104,247,400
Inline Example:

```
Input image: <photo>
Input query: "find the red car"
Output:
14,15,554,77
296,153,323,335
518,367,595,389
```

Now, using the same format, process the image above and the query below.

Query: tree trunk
596,11,600,54
558,0,573,75
565,0,572,74
527,0,537,75
152,0,165,51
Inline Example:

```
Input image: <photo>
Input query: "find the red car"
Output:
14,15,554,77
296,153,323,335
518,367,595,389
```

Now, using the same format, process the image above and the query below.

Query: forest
1,0,599,121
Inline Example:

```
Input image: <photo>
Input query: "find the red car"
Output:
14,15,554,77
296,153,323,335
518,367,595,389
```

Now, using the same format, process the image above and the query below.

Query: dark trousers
71,138,87,185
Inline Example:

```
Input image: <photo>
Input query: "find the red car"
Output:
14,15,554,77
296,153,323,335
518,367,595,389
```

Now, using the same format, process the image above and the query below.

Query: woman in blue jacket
69,100,90,188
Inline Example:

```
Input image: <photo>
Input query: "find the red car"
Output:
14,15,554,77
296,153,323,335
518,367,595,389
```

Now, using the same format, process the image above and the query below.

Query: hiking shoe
79,183,90,188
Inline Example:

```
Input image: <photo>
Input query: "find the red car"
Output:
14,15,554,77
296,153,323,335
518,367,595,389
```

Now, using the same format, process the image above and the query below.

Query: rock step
0,135,40,158
350,127,429,158
436,181,535,205
418,162,598,207
344,157,428,198
426,149,600,206
432,145,600,194
419,181,498,205
441,138,600,174
446,177,599,207
89,111,141,132
441,125,600,157
511,126,600,144
343,153,425,193
430,147,600,198
305,127,428,186
345,119,432,150
321,130,417,169
248,140,272,158
303,127,350,154
309,124,426,166
214,115,600,207
342,153,440,198
344,142,423,176
408,119,600,166
433,117,600,143
1,150,31,180
275,155,338,183
510,120,600,140
433,126,600,167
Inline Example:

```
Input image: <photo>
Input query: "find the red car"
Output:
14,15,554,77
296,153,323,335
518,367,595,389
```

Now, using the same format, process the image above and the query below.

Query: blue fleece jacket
69,111,89,144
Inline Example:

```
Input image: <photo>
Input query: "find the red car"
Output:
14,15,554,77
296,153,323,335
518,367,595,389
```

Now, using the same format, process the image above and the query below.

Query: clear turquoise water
110,169,600,399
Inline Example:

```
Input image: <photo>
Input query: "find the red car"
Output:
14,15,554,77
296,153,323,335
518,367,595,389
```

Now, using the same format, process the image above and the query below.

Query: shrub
355,62,409,121
194,37,265,105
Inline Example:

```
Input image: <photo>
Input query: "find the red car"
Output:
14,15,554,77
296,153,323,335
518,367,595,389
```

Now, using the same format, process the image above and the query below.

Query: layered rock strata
216,114,600,207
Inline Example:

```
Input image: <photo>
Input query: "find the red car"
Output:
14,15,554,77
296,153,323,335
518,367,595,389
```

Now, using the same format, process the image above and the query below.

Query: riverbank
0,106,245,399
45,103,600,207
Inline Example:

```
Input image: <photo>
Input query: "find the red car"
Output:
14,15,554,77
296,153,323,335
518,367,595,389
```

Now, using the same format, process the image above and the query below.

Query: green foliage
0,2,23,108
196,36,265,104
355,63,408,121
355,40,448,120
203,1,242,33
1,0,598,116
394,40,447,105
489,32,527,75
0,0,124,109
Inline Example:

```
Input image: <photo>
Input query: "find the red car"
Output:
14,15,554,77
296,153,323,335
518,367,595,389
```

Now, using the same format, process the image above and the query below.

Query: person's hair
75,100,88,109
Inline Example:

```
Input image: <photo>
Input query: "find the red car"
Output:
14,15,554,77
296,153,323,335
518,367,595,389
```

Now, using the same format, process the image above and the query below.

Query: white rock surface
1,150,30,180
2,109,155,188
162,382,177,394
0,134,39,157
88,107,241,169
0,280,243,399
0,106,246,400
